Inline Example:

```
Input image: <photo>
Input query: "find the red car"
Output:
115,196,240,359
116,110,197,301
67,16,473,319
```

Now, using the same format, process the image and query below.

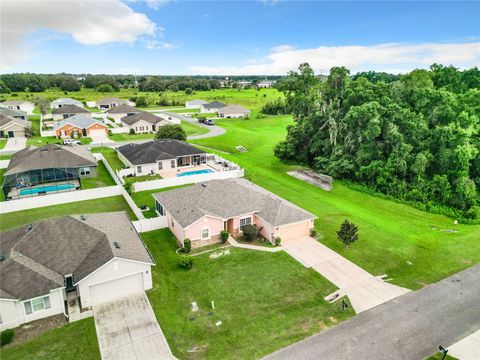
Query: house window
171,160,176,168
158,161,163,170
79,167,90,176
24,296,51,315
240,217,252,227
156,201,164,215
137,166,142,174
201,228,209,239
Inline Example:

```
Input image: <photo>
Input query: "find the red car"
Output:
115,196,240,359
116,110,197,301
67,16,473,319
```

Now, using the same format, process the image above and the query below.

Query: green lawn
426,353,458,360
130,184,189,218
124,174,162,185
0,154,12,160
0,196,137,231
180,120,209,136
143,229,354,359
191,116,480,290
80,161,116,189
0,139,6,149
1,318,100,360
91,147,124,172
0,168,5,201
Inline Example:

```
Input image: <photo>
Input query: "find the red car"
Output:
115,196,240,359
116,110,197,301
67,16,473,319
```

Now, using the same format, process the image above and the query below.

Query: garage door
89,129,106,136
278,221,310,241
90,272,144,306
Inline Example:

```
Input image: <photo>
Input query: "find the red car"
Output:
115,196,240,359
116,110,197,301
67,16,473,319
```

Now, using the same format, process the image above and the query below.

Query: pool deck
7,180,81,200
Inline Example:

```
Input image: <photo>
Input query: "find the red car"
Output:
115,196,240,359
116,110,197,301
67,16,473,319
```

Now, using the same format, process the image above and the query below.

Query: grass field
0,196,137,231
143,229,354,359
1,318,100,360
191,116,480,290
80,161,116,189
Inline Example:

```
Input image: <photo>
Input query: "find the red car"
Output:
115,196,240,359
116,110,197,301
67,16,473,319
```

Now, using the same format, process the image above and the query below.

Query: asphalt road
264,264,480,360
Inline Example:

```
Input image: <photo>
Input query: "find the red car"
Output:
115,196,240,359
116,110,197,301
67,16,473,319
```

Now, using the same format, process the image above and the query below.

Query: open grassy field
143,229,354,359
1,318,100,360
190,116,480,290
0,195,137,231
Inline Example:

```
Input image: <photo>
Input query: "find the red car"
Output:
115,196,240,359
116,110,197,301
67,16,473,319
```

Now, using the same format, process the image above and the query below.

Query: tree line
274,63,480,221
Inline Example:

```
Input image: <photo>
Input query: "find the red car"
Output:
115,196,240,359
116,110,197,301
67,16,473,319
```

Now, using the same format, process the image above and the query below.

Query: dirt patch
5,314,67,347
327,316,338,325
318,320,328,331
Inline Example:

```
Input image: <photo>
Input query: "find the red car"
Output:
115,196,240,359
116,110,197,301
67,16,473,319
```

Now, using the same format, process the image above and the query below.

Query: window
137,166,142,174
240,217,252,227
79,167,90,176
24,296,51,315
156,201,164,216
158,161,163,170
171,160,176,168
201,228,209,239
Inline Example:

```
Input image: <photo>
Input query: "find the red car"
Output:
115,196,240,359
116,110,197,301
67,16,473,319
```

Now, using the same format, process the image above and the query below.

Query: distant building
0,114,31,138
50,98,84,109
52,104,91,121
0,101,35,115
257,80,275,88
218,104,251,118
96,98,133,110
200,101,226,114
105,103,140,124
120,111,172,134
53,115,108,139
185,99,208,109
0,108,28,121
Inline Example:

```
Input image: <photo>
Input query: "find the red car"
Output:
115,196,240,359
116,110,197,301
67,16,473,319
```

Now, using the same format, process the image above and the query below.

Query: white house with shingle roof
185,99,208,109
0,114,31,138
0,101,35,114
153,179,316,248
50,98,84,109
218,104,251,118
106,103,140,123
0,212,155,331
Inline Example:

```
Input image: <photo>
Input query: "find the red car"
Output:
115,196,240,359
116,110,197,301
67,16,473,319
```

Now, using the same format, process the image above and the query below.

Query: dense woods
275,64,480,221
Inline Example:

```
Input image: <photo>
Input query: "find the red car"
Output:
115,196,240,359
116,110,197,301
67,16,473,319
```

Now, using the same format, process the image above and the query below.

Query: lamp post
439,346,448,360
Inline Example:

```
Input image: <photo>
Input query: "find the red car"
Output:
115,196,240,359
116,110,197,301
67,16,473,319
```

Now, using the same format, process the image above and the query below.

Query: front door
227,218,235,234
7,131,14,138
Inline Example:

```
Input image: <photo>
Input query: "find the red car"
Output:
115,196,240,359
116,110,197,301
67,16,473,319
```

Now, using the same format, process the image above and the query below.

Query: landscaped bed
1,318,100,360
0,196,137,231
142,229,354,359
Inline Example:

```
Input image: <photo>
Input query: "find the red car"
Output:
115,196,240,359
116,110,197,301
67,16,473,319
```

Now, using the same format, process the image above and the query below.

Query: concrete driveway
3,137,26,152
282,237,410,313
90,134,112,144
93,293,175,360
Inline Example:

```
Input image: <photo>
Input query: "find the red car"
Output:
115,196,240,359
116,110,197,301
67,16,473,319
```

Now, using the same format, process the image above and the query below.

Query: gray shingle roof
52,114,105,131
117,139,205,165
186,99,208,105
0,108,27,118
106,103,139,114
153,179,316,228
203,101,226,109
121,111,166,126
52,104,89,114
218,104,251,114
5,144,97,176
97,97,127,106
51,98,84,107
0,212,154,300
1,101,32,106
0,114,31,128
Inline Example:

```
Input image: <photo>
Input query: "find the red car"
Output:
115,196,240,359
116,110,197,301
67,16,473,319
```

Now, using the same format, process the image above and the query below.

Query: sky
1,0,479,75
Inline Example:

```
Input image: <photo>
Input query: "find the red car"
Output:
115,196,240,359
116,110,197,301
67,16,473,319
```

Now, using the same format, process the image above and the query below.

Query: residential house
0,108,28,121
257,80,275,88
96,97,133,110
2,144,98,200
0,101,35,114
0,212,155,331
105,103,140,124
0,114,31,138
117,139,208,176
156,111,184,125
50,98,84,109
53,115,108,139
153,179,316,248
200,101,226,113
120,111,172,134
218,104,251,118
185,99,208,109
52,105,91,121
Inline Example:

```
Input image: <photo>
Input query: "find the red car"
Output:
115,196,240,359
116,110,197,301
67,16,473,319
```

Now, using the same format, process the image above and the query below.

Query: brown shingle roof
52,104,89,114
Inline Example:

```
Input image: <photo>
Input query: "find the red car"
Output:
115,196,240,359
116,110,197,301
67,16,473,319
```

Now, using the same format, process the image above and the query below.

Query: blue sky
1,0,479,74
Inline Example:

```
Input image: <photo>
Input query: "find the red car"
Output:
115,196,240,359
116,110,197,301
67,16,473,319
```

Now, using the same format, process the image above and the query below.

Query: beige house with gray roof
0,212,154,331
153,179,316,248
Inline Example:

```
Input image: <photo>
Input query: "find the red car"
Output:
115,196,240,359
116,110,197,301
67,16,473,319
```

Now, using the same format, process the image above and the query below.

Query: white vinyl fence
40,114,56,137
132,168,244,192
132,217,167,233
0,160,10,169
110,127,130,134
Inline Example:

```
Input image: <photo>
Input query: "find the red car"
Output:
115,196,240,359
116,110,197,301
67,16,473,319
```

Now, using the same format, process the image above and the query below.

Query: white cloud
189,42,480,75
145,0,169,10
1,0,158,70
143,39,179,50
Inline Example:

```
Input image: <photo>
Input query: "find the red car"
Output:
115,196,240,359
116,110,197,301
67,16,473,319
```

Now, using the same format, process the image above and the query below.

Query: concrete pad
282,237,410,313
4,137,26,152
93,293,175,360
448,328,480,360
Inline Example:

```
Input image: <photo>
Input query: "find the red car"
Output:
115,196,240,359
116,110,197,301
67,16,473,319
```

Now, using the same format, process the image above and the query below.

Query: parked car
205,119,215,126
63,139,81,146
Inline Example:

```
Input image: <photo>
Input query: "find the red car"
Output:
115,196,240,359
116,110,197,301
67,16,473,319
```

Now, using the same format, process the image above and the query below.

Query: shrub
220,230,229,243
108,130,112,136
178,255,193,270
185,87,193,95
155,125,187,141
129,128,136,135
337,219,359,248
0,329,14,347
96,84,115,92
274,237,282,246
183,238,192,253
242,224,258,242
134,96,148,107
310,229,317,237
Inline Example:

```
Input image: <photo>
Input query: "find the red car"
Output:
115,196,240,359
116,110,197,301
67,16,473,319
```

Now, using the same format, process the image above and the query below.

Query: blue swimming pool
176,169,214,177
19,184,76,196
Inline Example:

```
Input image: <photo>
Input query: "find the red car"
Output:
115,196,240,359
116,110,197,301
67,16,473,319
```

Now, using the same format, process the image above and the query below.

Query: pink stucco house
153,179,316,248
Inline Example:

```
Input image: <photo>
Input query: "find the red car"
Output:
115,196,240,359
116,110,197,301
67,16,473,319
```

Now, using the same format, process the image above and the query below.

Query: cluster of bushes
261,99,288,115
0,329,14,347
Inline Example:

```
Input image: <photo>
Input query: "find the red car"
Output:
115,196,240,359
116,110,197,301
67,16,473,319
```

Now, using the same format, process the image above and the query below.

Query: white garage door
90,272,144,306
89,129,106,136
278,221,310,241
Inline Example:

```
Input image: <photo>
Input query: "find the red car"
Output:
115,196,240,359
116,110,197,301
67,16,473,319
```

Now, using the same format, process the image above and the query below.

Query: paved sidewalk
93,293,175,360
3,137,26,152
264,264,480,360
448,328,480,360
228,236,283,252
282,237,410,313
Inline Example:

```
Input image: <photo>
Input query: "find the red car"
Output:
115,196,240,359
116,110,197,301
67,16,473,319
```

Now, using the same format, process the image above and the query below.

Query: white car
63,139,81,146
